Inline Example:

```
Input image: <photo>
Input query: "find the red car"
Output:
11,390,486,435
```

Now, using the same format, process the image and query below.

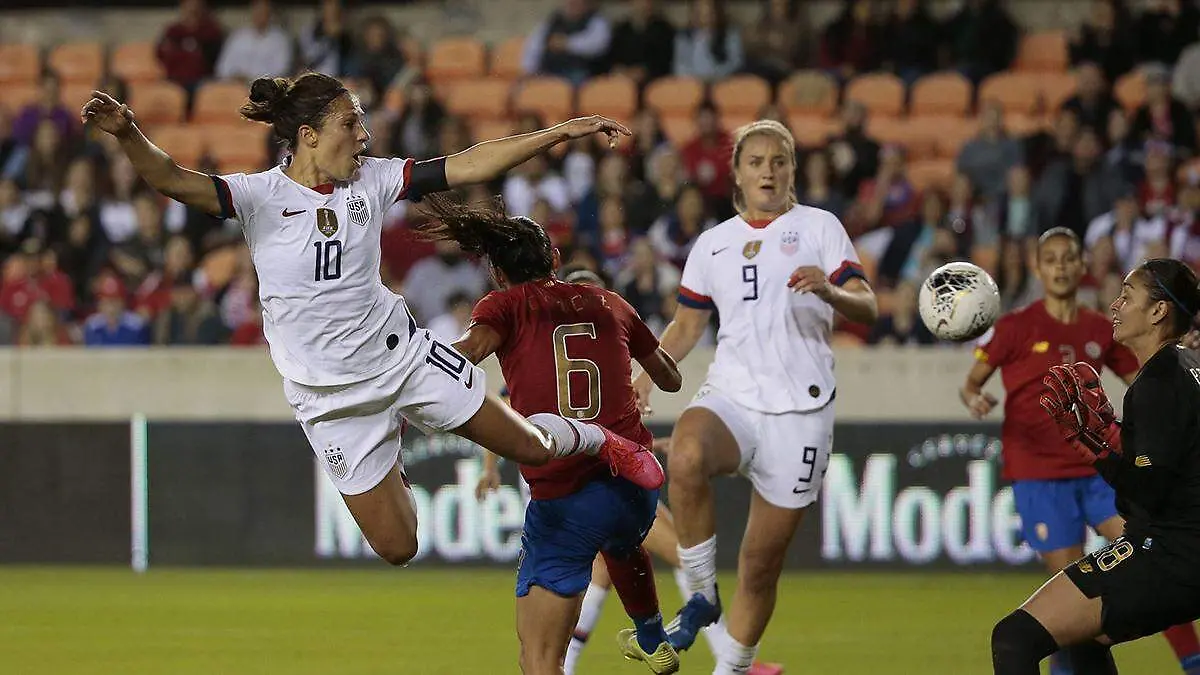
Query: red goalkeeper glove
1039,362,1122,461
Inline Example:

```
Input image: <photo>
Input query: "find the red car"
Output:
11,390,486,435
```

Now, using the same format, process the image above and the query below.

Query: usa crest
781,231,799,256
743,240,762,259
347,195,369,227
324,446,348,480
316,208,339,237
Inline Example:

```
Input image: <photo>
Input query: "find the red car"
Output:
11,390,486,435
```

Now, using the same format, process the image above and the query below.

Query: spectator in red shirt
229,298,266,346
679,102,732,217
846,144,920,260
819,0,881,82
0,242,75,324
156,0,225,95
134,234,195,320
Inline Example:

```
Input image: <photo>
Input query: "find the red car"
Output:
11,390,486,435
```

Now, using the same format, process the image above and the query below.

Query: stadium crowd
3,0,1200,348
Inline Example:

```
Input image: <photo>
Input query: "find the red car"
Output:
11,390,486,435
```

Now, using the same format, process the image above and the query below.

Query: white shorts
686,385,835,509
284,329,486,495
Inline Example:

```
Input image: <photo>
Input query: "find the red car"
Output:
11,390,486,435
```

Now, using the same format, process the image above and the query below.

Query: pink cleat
748,662,784,675
597,426,665,490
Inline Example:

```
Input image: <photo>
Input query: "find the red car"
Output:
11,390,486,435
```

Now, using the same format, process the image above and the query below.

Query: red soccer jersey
975,300,1139,480
470,279,659,500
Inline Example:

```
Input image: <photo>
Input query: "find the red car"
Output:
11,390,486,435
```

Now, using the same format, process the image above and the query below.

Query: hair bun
248,77,289,111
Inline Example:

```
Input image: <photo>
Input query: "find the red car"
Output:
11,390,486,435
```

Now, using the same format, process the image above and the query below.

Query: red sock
601,546,660,619
1164,624,1200,662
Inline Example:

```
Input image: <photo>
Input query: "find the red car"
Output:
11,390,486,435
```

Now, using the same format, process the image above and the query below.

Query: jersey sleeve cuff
210,175,235,220
828,260,867,287
677,286,714,310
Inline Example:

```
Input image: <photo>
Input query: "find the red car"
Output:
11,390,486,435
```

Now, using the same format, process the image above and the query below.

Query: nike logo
464,368,474,389
282,208,305,217
712,247,729,256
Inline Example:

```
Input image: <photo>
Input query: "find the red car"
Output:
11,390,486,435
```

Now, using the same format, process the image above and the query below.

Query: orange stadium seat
865,118,936,159
844,73,906,118
1039,71,1078,112
777,70,839,117
425,37,487,83
470,118,516,144
205,124,270,174
907,159,956,193
1,84,39,112
1115,70,1146,110
490,36,526,81
1015,31,1069,73
577,75,637,121
129,81,187,125
47,42,104,85
909,72,973,117
147,125,204,166
1003,113,1048,137
787,115,843,147
0,44,41,86
711,75,772,117
660,116,698,146
445,79,511,119
644,76,705,118
977,72,1042,115
192,81,250,124
110,42,165,84
915,116,980,159
720,113,756,134
512,76,574,124
60,84,95,117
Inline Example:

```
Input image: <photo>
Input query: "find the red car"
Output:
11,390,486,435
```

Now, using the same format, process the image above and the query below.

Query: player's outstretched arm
452,324,503,365
441,116,631,188
633,306,710,414
637,347,682,394
81,91,224,217
960,360,999,419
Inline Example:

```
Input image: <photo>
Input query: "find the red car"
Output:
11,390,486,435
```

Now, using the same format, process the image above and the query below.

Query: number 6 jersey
469,278,658,499
215,157,416,386
677,205,865,414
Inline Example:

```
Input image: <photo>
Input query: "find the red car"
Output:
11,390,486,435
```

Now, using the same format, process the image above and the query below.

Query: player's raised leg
666,406,743,648
992,571,1108,675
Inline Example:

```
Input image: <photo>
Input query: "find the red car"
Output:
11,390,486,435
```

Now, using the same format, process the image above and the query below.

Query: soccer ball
918,262,1001,342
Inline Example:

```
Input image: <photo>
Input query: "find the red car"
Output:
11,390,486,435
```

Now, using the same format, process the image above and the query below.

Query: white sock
713,636,758,675
565,583,608,674
528,413,605,458
672,566,691,604
677,536,719,604
702,619,731,660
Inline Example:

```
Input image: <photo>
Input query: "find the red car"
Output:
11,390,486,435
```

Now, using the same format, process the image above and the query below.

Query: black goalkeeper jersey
1095,344,1200,578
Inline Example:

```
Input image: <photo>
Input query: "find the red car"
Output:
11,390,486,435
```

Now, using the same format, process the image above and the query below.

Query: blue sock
1181,652,1200,671
1050,650,1073,675
633,613,667,654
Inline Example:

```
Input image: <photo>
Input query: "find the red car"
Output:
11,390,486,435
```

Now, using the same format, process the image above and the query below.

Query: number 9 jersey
677,204,865,414
469,278,659,500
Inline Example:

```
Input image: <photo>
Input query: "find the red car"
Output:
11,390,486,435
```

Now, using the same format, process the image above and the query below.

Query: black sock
992,609,1060,675
1067,641,1118,675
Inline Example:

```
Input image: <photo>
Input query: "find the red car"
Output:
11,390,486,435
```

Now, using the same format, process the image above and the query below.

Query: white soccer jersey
218,157,417,386
678,205,865,414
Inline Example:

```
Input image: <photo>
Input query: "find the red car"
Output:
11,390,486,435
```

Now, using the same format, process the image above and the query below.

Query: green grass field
0,568,1176,674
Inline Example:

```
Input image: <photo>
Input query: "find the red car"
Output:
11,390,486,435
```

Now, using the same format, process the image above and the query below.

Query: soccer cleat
597,426,665,490
748,662,785,675
617,628,680,674
665,591,722,651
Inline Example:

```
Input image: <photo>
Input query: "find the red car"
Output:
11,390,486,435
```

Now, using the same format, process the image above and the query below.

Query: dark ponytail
1139,258,1200,338
413,192,554,284
239,72,348,150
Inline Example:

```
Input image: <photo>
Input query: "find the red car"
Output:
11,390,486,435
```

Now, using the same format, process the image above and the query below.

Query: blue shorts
515,477,658,598
1012,475,1119,553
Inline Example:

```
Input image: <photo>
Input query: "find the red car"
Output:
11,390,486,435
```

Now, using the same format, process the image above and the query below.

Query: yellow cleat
617,628,681,674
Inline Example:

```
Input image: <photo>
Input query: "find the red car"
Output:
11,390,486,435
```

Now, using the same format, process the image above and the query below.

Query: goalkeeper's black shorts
1065,535,1200,643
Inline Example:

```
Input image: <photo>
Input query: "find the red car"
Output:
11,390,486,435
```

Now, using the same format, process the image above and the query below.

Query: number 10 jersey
216,157,416,386
469,278,659,500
